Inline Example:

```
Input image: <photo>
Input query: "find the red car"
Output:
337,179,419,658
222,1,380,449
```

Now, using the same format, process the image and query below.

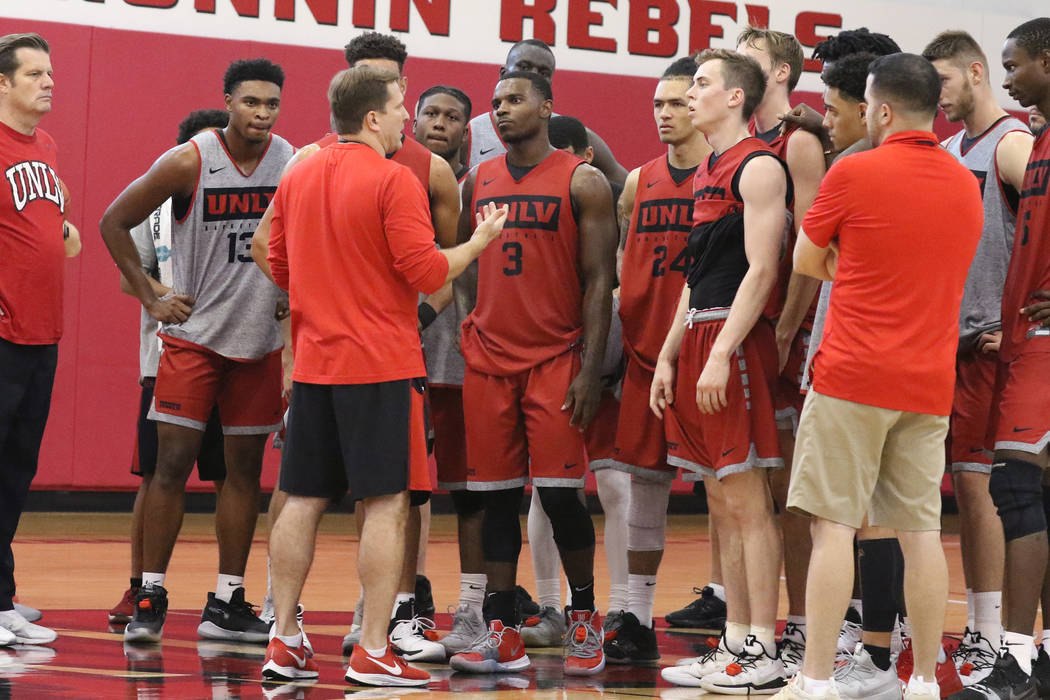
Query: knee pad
628,478,671,551
409,490,430,507
481,487,524,563
450,488,484,518
990,459,1046,542
537,486,595,551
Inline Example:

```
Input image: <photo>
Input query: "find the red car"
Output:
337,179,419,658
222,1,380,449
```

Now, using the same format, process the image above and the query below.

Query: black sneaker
604,612,659,664
415,575,435,618
196,588,270,643
1033,647,1050,698
387,598,414,635
948,648,1039,699
516,585,540,617
124,583,168,644
664,586,726,631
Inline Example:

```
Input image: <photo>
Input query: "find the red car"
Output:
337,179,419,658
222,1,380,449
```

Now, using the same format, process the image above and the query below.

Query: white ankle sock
142,572,165,588
627,573,657,628
938,645,947,664
725,622,749,654
972,591,1002,645
751,625,776,655
535,577,562,610
1042,630,1050,656
215,574,244,603
609,584,628,613
1003,631,1035,675
709,582,726,602
364,645,387,658
801,674,830,695
786,615,806,634
460,573,486,610
277,631,302,647
965,588,974,631
906,676,940,697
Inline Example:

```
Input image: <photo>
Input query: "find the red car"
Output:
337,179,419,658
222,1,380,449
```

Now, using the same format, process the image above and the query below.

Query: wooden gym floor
1,512,972,699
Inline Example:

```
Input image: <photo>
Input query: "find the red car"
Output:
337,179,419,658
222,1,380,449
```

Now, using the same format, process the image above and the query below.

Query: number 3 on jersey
651,245,690,278
503,241,523,276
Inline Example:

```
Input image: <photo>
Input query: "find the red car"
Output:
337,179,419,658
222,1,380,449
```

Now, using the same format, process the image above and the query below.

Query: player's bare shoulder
570,161,613,202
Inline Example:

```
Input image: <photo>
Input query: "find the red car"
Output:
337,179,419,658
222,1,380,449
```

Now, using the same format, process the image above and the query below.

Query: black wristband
418,302,438,330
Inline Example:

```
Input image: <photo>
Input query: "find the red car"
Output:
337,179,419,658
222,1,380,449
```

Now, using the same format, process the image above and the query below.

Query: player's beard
954,82,976,123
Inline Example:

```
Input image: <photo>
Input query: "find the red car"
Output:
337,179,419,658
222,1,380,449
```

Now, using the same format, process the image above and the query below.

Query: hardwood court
3,512,972,698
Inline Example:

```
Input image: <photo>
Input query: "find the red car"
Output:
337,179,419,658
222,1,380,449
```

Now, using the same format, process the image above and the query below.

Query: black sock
865,644,892,671
131,577,142,590
570,579,595,612
485,590,517,626
858,538,899,634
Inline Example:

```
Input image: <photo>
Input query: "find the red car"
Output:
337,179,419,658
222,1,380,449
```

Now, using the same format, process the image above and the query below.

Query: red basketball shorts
990,349,1050,456
463,349,587,489
665,311,783,481
774,328,810,433
585,390,620,466
949,350,997,473
431,385,468,490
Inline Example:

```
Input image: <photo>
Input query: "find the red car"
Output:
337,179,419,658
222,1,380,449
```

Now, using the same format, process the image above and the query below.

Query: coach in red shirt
781,54,983,699
256,65,505,687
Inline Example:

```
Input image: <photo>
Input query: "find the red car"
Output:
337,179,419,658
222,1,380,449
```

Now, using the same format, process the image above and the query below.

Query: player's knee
450,488,484,518
481,487,524,563
990,459,1046,541
627,478,670,551
537,486,595,551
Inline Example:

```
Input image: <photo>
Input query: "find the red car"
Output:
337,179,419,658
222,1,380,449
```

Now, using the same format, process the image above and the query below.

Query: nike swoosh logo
1013,426,1032,433
721,448,735,457
564,463,577,470
645,582,656,587
468,585,482,590
480,147,495,155
482,178,496,186
646,181,661,188
367,656,403,675
969,447,984,453
288,650,307,665
209,166,226,174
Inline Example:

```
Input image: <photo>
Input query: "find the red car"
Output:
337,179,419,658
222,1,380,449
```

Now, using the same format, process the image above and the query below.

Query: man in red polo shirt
258,66,506,686
779,53,983,700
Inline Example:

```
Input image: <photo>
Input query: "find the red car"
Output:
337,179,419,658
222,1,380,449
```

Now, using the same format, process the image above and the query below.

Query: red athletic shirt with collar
0,122,65,345
267,142,449,384
461,149,586,376
619,155,695,370
1001,126,1050,362
315,132,431,191
803,130,983,415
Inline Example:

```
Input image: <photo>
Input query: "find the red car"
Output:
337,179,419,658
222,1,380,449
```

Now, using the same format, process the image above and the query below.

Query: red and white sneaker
261,637,319,681
345,644,430,687
897,639,964,698
449,620,531,673
109,587,138,625
564,609,605,676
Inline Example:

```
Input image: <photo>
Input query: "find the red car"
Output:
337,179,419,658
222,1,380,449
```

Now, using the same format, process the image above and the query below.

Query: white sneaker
700,635,789,695
661,635,734,687
779,622,806,676
837,608,862,656
834,643,903,700
260,595,275,625
12,604,41,623
519,606,567,647
440,603,486,657
0,611,56,645
770,674,843,699
389,616,446,663
952,627,997,686
0,625,13,647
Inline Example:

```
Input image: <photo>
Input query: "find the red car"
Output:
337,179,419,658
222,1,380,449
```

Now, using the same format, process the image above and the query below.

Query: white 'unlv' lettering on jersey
4,160,64,212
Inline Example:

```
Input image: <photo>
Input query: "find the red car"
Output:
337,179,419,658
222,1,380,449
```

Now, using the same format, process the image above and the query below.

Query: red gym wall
0,15,958,492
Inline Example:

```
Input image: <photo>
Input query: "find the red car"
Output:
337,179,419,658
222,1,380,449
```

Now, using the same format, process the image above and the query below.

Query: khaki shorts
787,391,948,531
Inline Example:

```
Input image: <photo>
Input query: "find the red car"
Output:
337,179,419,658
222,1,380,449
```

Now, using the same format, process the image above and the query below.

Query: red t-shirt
803,131,983,415
315,132,431,191
267,142,449,384
461,149,585,375
0,122,65,345
619,155,695,370
1000,127,1050,361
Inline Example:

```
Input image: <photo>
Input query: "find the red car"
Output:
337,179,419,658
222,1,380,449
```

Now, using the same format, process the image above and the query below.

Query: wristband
418,302,438,330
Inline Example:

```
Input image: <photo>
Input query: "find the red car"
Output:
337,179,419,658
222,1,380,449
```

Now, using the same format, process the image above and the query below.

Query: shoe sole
564,657,606,676
698,680,788,695
108,613,132,625
660,667,708,687
344,669,429,687
124,626,163,644
449,655,532,673
393,645,447,664
606,653,660,665
197,621,268,643
261,660,319,681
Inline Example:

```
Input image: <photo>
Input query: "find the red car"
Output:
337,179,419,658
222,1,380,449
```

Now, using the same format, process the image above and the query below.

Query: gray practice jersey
131,200,168,380
162,130,294,359
944,115,1029,350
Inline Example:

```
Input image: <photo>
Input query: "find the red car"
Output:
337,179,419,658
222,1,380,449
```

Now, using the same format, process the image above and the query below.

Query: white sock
215,574,244,603
709,582,726,602
265,555,273,603
1042,630,1050,656
801,674,830,694
527,488,562,609
966,588,974,631
906,676,940,697
751,625,776,655
849,598,862,617
276,631,302,647
972,591,1002,645
1003,631,1035,675
725,622,749,654
460,573,487,610
143,572,165,589
392,593,413,619
364,645,387,658
938,645,947,664
627,573,657,628
786,615,806,635
596,470,629,610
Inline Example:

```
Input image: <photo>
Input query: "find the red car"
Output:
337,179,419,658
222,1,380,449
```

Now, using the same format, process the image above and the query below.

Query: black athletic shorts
132,377,226,480
280,379,424,502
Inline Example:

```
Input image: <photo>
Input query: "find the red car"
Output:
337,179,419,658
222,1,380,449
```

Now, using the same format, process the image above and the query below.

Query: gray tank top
468,111,506,170
945,116,1029,350
163,130,294,359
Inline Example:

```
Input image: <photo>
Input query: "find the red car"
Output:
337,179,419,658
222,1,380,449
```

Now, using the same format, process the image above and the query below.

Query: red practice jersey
1001,127,1050,362
461,149,586,376
0,122,65,345
619,155,696,370
315,132,432,192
